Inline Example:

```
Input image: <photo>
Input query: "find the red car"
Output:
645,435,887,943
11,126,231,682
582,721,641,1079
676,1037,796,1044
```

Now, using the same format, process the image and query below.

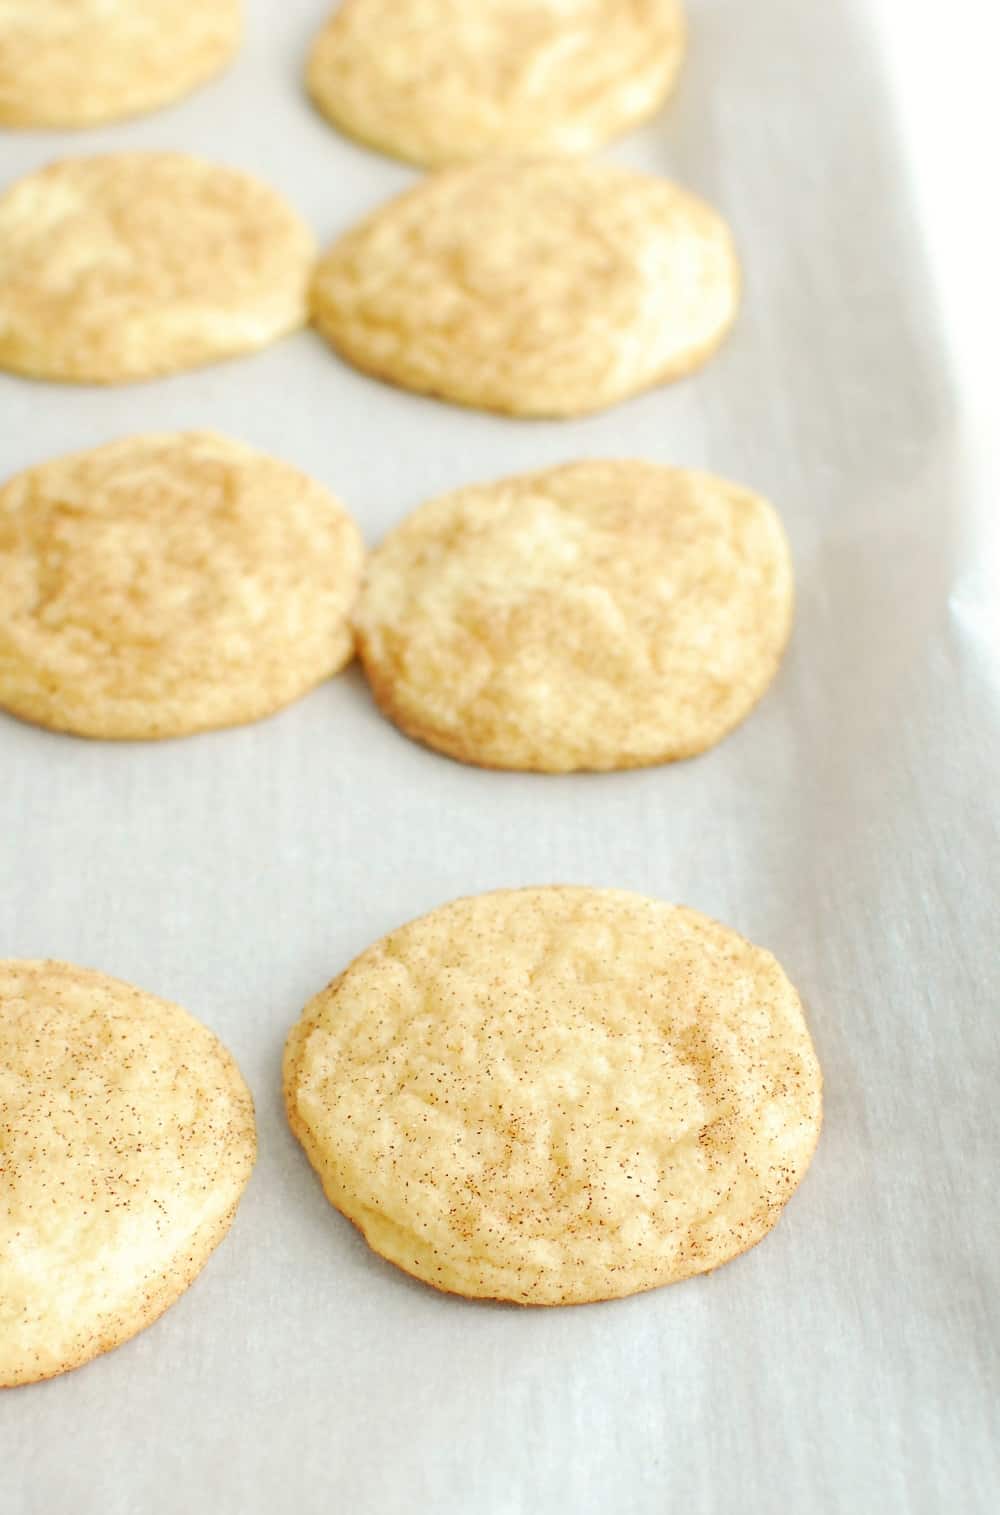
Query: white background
1,2,997,1511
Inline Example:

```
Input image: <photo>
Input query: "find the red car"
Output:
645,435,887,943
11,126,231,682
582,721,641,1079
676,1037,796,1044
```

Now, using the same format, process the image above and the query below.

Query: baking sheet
1,1,997,1510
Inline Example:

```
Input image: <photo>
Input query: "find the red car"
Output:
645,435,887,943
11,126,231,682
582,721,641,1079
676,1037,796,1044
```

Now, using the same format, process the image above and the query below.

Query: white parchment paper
1,2,997,1510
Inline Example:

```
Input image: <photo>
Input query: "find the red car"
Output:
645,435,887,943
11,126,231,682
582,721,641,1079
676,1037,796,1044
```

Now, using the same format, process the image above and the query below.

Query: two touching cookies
0,148,737,410
0,447,790,764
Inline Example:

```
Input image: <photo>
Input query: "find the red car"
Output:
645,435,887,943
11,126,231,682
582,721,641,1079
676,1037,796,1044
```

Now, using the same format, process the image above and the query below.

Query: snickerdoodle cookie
0,153,314,383
311,157,739,417
0,959,256,1386
307,0,686,166
284,888,822,1305
0,1,241,128
0,431,363,739
354,461,792,770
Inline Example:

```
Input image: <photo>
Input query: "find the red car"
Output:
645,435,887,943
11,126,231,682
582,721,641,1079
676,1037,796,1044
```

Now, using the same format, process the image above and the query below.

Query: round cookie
310,157,739,417
306,0,686,167
0,431,364,739
0,153,314,384
355,461,793,771
0,2,241,128
284,888,823,1306
0,960,256,1387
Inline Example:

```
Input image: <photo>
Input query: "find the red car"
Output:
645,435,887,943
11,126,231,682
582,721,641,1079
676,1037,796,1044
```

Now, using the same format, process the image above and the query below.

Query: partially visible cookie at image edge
0,0,242,128
0,431,364,739
307,0,686,167
0,153,314,383
0,959,256,1387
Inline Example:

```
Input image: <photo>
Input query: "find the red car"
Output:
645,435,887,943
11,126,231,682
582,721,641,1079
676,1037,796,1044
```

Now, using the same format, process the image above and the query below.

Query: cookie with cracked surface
311,156,739,417
0,959,256,1387
0,1,241,128
284,887,822,1305
0,431,364,739
0,153,314,383
355,461,792,771
307,0,686,167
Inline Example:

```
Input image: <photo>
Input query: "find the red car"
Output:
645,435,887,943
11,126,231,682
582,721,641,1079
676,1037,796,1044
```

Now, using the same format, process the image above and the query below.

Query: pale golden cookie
0,153,314,384
0,431,364,739
311,157,738,417
284,888,822,1305
0,1,241,128
355,461,792,771
307,0,686,167
0,960,256,1387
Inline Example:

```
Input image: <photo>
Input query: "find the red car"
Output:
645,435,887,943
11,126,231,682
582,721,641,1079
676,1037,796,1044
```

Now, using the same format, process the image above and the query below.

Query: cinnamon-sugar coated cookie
284,888,822,1305
0,0,241,127
0,960,256,1387
307,0,686,167
0,432,364,739
355,461,792,771
311,157,739,417
0,153,314,383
